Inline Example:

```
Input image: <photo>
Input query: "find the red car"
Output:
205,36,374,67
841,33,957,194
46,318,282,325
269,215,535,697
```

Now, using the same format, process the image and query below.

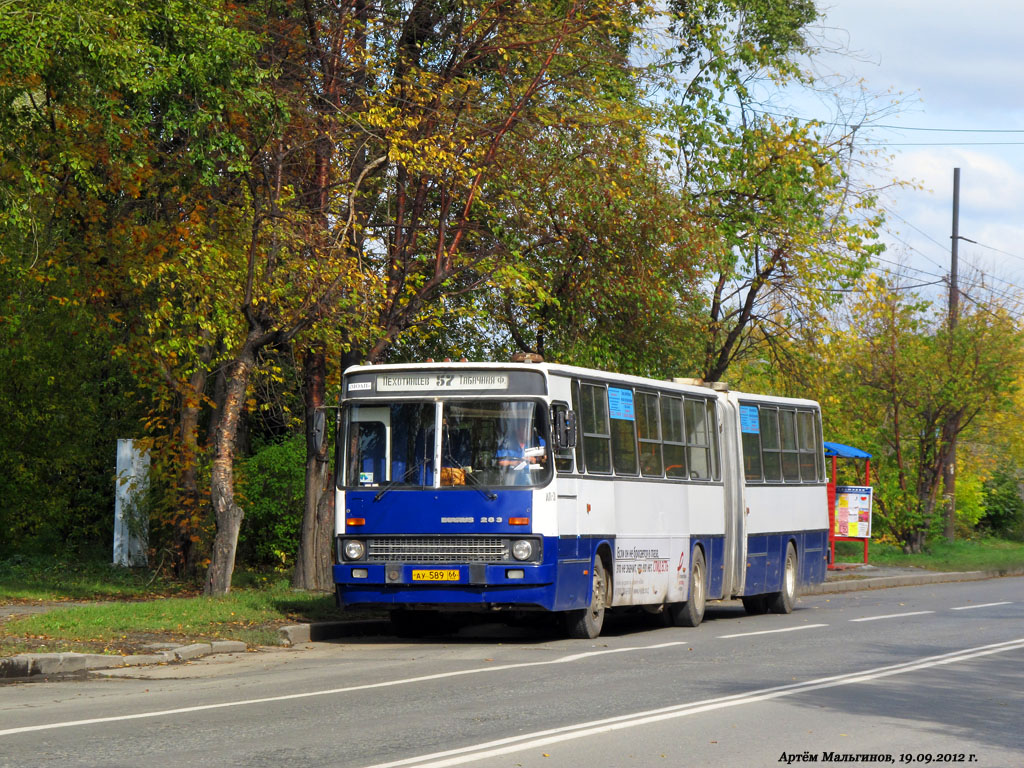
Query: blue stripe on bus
335,528,829,609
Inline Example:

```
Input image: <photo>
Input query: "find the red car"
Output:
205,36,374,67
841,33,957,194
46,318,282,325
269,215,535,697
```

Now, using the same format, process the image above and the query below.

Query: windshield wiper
463,470,497,501
373,459,427,502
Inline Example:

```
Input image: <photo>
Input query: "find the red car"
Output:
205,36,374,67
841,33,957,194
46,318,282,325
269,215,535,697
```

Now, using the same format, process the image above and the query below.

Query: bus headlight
511,539,535,561
344,540,366,561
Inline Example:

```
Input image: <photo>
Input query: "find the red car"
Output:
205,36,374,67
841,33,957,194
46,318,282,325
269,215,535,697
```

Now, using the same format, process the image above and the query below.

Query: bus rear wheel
668,547,706,628
767,542,798,614
565,556,609,639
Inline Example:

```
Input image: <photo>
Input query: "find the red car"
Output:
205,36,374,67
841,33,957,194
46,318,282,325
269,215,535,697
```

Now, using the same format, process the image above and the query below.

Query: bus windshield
344,400,551,489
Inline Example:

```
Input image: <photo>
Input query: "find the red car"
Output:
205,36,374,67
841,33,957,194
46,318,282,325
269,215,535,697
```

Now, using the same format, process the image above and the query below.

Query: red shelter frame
824,442,872,568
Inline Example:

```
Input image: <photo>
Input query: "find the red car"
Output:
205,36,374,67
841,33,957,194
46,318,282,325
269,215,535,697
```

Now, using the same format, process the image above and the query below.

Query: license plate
411,569,461,582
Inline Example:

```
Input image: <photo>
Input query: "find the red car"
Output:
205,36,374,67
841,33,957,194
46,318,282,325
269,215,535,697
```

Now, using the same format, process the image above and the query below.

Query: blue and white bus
333,360,828,638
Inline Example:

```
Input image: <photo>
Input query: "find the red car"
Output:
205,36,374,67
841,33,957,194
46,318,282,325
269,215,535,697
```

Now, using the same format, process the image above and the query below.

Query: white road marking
850,610,935,622
0,641,687,737
950,601,1012,611
361,638,1024,768
717,624,828,639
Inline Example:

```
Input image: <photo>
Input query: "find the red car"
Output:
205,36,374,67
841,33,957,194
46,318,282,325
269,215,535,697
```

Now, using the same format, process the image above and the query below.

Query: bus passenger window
684,398,710,480
580,383,611,474
779,409,800,482
707,399,721,481
740,403,762,482
797,410,818,482
609,387,638,475
760,407,782,482
661,395,687,479
637,392,663,477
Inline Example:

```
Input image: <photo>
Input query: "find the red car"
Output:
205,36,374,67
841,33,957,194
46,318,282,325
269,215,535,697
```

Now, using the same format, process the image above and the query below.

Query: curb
806,569,993,594
278,619,391,646
0,640,247,681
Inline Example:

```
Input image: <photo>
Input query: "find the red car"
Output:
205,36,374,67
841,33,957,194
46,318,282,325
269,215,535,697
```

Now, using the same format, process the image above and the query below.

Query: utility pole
942,168,961,542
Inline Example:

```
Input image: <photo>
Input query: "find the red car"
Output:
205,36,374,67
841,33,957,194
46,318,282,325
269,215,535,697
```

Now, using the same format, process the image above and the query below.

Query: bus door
719,396,747,597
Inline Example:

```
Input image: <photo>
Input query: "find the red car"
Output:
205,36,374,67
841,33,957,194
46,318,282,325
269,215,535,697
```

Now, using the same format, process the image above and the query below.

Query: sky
806,0,1024,306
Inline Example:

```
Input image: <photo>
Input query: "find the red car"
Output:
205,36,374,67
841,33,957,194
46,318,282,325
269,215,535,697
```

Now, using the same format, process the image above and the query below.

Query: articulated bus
333,360,828,638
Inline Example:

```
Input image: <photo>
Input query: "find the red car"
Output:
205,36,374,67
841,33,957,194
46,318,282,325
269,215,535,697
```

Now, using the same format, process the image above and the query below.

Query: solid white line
0,641,687,737
850,610,935,622
950,601,1012,611
717,624,828,639
360,637,1024,768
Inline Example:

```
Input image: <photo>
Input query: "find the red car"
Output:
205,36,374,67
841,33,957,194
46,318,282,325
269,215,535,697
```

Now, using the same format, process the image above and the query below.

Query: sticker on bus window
608,388,635,420
740,405,760,433
359,472,374,485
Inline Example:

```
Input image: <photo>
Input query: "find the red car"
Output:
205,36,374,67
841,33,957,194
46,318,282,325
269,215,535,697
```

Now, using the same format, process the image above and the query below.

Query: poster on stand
835,485,872,539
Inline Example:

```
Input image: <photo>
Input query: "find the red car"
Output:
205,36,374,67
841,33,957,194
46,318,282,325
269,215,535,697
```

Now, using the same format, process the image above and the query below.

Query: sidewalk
3,564,1018,680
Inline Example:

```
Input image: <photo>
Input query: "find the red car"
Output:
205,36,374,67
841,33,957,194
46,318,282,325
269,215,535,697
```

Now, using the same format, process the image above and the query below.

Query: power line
868,125,1024,134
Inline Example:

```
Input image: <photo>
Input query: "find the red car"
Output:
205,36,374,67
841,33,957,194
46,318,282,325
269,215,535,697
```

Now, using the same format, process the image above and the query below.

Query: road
1,577,1022,768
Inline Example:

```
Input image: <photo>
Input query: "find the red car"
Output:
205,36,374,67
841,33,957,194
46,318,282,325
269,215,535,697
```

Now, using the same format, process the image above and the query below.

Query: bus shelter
824,441,872,568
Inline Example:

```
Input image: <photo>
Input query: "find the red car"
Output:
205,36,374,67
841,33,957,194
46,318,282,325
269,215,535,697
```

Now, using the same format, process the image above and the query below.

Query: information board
835,485,872,538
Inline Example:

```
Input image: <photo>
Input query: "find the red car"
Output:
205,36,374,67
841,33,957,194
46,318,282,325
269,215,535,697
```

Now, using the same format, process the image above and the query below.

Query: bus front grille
366,537,508,563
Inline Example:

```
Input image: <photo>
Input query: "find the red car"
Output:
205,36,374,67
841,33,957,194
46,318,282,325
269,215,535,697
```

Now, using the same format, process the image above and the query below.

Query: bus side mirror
310,408,327,455
552,408,577,450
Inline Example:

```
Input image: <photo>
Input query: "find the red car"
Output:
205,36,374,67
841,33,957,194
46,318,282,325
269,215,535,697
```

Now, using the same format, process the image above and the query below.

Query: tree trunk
293,348,333,591
174,342,213,578
204,348,254,596
175,372,206,578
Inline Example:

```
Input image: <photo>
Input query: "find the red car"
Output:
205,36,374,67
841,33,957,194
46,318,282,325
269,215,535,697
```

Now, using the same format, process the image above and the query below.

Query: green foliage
813,276,1024,551
237,435,306,570
0,294,143,553
980,470,1024,540
833,537,1024,573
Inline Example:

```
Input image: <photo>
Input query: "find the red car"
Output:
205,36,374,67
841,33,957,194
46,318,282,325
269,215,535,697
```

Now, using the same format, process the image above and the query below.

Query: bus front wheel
565,556,609,639
668,547,706,628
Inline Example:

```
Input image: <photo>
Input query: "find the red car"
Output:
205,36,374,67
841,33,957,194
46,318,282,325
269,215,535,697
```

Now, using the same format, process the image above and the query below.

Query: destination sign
376,372,510,392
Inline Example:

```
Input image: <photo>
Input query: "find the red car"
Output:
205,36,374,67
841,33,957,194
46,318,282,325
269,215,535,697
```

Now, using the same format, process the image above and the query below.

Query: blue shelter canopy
823,441,872,459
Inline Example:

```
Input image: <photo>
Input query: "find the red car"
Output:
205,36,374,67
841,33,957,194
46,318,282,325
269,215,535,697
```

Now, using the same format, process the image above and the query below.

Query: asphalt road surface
1,577,1022,768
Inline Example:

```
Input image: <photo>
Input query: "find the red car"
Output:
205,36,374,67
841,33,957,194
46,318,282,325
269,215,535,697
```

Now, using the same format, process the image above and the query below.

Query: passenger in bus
496,418,546,485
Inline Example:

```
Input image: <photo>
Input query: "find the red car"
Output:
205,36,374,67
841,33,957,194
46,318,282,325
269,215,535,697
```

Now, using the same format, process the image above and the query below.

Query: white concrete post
114,439,150,567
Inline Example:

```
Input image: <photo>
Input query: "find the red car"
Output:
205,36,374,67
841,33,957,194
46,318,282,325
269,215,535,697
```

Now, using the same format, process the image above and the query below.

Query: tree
0,0,274,564
821,275,1023,552
201,0,654,593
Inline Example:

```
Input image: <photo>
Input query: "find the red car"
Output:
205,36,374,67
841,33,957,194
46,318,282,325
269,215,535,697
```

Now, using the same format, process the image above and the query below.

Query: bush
980,470,1024,541
237,434,306,569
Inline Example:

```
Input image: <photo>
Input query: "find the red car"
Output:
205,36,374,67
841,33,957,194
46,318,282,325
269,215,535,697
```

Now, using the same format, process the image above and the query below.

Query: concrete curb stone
1,643,246,681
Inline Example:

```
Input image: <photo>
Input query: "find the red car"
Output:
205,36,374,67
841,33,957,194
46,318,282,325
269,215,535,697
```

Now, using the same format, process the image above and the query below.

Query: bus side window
637,392,663,477
707,399,721,481
684,397,710,480
797,410,818,482
571,381,584,472
609,387,638,476
661,395,687,479
760,407,782,482
779,409,800,482
740,404,763,482
580,383,611,474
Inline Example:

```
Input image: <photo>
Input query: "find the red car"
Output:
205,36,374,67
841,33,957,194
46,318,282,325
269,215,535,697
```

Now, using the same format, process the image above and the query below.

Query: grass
0,554,350,657
1,582,348,656
833,536,1024,573
0,553,190,602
